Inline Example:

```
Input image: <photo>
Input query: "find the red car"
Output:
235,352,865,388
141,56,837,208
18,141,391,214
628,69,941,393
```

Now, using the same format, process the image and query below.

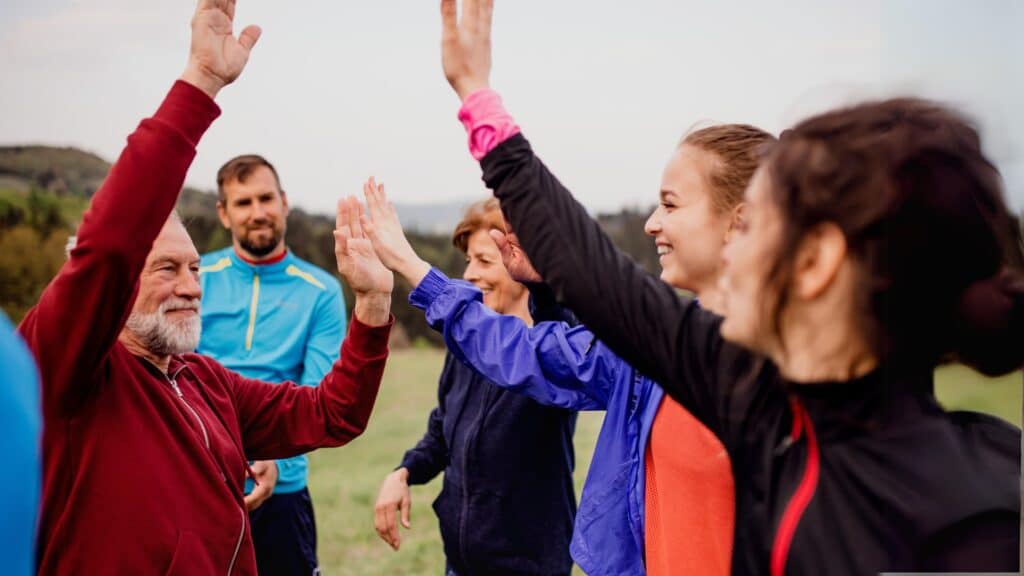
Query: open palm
334,197,394,295
185,0,261,93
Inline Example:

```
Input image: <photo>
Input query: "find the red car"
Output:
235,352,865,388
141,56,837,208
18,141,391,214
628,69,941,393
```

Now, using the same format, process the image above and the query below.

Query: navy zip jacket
399,290,577,576
481,133,1020,575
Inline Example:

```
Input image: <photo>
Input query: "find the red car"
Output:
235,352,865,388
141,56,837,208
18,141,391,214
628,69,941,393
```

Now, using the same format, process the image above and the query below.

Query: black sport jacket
482,133,1020,575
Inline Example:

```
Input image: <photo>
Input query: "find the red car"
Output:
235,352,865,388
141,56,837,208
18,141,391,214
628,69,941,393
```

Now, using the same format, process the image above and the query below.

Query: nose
644,207,662,237
250,200,268,221
176,267,202,300
463,260,481,283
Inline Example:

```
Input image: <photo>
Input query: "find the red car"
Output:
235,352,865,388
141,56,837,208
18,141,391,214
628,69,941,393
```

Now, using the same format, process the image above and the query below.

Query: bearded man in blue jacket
198,154,346,575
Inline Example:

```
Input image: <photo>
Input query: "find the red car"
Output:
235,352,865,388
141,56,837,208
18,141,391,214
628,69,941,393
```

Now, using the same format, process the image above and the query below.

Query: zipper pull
168,377,184,399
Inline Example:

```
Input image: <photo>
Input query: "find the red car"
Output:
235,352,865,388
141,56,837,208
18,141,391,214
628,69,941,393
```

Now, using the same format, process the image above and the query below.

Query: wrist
399,259,432,289
391,467,410,483
179,65,224,100
353,292,392,326
455,78,490,102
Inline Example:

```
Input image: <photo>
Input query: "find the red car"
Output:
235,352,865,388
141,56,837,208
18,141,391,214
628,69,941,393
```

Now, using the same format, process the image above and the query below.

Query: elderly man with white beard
16,1,394,574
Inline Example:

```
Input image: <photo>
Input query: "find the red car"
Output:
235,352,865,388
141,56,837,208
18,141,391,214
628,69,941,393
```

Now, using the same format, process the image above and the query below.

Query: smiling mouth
657,245,673,256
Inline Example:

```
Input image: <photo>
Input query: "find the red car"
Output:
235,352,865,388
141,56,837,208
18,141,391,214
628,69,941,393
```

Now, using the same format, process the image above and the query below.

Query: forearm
238,315,392,457
21,81,219,417
411,268,608,410
396,259,432,291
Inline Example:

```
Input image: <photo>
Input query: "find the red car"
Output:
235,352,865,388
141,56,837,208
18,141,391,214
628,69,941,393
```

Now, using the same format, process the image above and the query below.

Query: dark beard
239,229,283,258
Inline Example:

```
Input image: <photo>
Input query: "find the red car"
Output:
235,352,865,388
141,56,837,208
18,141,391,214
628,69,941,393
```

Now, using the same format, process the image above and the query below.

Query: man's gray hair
64,210,183,260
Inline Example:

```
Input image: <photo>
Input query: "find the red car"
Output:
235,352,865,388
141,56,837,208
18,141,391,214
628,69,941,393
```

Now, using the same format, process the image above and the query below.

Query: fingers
400,493,412,529
480,0,494,42
373,501,394,548
336,198,348,232
347,196,365,239
386,503,401,549
238,25,262,52
441,0,458,39
489,228,510,253
363,178,380,222
244,485,268,511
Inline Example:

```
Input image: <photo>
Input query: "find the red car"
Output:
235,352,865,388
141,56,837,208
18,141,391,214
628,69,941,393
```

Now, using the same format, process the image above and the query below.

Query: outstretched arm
358,178,610,411
19,0,260,418
411,268,612,410
233,196,393,456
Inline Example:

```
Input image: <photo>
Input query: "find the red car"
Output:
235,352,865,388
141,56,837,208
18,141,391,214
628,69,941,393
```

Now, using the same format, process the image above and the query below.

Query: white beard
125,297,201,356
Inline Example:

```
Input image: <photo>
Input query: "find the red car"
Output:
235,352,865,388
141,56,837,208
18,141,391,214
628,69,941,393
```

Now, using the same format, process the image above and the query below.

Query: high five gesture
180,0,262,99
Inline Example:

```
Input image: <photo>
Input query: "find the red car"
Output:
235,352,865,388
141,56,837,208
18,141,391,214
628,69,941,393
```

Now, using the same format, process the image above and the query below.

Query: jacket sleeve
399,353,456,485
17,81,220,419
480,134,760,431
410,268,612,411
231,315,391,459
298,279,346,386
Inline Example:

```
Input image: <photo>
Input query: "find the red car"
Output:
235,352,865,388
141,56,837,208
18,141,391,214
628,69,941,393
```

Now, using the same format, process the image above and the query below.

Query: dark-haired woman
435,1,1022,574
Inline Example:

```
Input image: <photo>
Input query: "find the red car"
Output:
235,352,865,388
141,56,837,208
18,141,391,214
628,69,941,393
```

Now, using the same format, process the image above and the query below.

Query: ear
793,222,847,300
280,189,290,215
723,202,746,245
216,200,232,230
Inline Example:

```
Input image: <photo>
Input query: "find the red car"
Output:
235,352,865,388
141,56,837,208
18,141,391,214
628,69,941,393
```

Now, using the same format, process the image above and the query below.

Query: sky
1,0,1021,215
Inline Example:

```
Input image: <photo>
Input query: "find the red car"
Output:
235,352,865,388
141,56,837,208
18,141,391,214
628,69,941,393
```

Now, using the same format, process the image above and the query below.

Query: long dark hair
762,98,1023,376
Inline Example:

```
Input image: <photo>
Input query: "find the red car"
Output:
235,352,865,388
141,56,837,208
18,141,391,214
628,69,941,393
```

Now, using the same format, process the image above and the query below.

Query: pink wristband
458,89,521,161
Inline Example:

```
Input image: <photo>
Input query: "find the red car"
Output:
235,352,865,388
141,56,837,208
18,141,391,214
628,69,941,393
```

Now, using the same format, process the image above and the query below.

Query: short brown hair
452,198,505,253
681,124,777,213
216,154,282,202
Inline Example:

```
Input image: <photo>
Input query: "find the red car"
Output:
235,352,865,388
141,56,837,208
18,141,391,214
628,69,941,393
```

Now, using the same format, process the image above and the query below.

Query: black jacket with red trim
481,133,1020,575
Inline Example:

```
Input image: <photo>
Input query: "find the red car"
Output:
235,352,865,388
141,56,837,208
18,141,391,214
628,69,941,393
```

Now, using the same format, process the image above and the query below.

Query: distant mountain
0,145,110,198
392,200,475,235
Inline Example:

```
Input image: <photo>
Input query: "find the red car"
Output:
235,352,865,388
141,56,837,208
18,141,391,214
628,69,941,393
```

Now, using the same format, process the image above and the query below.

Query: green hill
0,146,663,346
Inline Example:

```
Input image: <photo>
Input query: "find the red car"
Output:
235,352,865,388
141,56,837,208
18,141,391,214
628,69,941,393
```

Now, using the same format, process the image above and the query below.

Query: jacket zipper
458,386,494,568
226,505,245,576
165,372,240,575
770,399,821,576
245,273,260,351
168,375,211,449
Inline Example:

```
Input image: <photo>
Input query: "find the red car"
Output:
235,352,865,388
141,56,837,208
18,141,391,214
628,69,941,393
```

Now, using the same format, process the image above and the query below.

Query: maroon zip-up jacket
18,81,392,575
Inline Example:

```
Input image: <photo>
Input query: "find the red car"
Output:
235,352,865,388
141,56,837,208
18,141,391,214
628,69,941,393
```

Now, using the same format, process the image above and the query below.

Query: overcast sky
1,0,1021,215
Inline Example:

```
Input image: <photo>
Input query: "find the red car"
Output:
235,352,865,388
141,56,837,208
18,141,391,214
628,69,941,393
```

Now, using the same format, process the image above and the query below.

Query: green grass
308,348,1020,574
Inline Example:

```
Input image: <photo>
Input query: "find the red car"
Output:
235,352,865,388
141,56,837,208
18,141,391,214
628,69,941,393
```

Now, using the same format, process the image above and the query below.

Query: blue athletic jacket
1,312,41,576
198,247,346,493
411,268,660,576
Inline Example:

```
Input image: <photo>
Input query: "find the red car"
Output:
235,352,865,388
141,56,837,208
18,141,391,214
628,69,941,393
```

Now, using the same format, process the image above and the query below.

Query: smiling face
644,144,735,294
462,229,528,314
123,216,203,356
217,164,289,260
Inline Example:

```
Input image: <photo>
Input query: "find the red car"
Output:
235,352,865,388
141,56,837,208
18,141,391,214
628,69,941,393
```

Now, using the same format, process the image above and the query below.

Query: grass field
308,348,1022,575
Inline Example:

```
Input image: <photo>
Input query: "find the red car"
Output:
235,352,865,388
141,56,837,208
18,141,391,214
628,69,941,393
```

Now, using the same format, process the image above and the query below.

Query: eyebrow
150,256,200,267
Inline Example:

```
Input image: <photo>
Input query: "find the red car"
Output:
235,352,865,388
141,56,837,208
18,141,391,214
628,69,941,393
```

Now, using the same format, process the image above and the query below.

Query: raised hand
180,0,262,99
360,178,432,287
334,196,394,326
440,0,493,100
489,225,542,283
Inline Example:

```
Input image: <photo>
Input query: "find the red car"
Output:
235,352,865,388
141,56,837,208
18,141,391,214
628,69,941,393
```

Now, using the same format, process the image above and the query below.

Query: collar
228,247,293,274
783,364,939,442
